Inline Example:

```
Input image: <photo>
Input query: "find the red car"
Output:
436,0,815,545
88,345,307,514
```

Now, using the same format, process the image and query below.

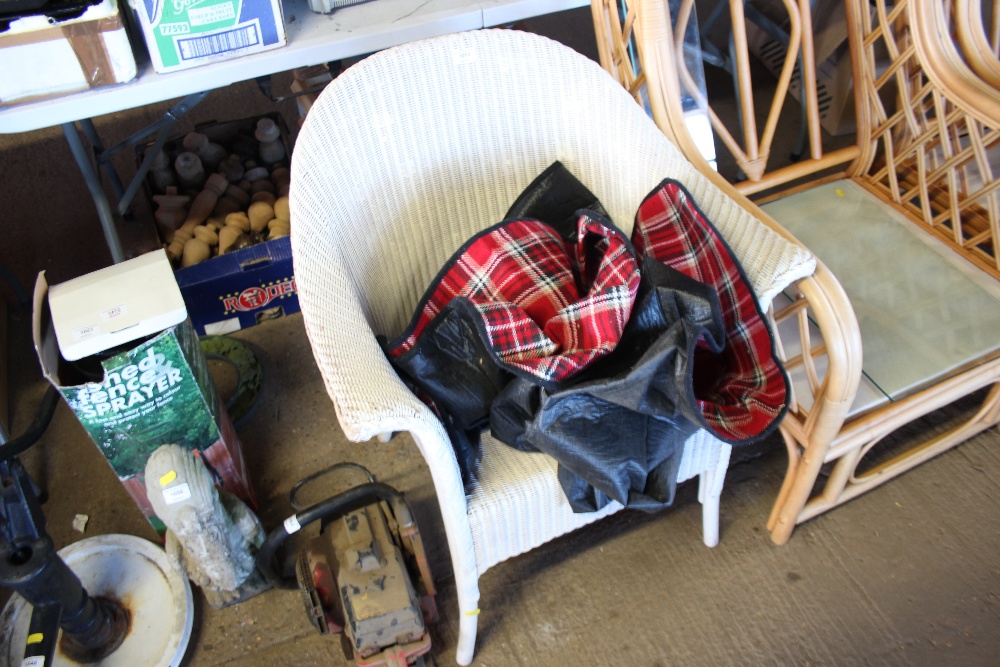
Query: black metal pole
61,121,125,263
0,532,129,662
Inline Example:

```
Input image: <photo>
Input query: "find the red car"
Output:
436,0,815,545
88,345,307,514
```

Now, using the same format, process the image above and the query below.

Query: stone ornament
144,444,269,608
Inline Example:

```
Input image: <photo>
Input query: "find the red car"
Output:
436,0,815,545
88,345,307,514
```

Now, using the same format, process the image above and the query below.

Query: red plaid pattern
389,214,640,383
633,180,787,442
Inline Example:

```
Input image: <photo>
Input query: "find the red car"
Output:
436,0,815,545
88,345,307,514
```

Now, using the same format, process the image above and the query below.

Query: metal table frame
1,0,588,263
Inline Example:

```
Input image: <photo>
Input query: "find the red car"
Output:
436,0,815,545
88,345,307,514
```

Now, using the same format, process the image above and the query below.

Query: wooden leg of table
768,431,830,545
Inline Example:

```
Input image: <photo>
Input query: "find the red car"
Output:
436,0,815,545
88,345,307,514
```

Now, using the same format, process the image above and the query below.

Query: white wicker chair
289,29,816,665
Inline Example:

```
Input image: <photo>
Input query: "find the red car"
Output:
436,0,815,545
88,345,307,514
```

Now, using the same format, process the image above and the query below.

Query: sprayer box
32,250,256,535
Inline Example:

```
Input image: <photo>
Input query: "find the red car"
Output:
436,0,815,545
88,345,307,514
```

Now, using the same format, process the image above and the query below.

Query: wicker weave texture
293,30,814,342
289,29,814,663
470,430,728,575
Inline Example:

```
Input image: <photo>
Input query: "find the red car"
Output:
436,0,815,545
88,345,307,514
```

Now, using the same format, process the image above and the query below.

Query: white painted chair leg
700,480,721,547
698,443,732,548
456,611,479,666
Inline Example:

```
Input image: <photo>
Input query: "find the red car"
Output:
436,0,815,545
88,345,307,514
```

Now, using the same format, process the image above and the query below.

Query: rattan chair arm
764,252,863,547
793,263,864,438
952,0,1000,90
766,263,862,546
636,0,702,168
910,0,1000,128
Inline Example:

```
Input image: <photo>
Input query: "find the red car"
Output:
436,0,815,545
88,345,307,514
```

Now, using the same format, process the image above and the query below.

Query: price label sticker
452,48,475,65
22,657,45,667
163,483,191,505
283,515,301,534
72,324,99,341
100,304,128,321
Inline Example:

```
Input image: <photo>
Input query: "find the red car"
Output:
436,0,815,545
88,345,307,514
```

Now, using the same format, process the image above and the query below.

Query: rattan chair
289,29,823,663
594,0,1000,545
951,0,1000,90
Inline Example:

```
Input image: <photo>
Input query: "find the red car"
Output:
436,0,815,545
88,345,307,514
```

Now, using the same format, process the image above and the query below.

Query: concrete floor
3,7,1000,666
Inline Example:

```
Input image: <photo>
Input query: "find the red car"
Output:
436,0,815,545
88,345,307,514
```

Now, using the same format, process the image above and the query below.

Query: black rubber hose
1,386,60,461
255,482,414,590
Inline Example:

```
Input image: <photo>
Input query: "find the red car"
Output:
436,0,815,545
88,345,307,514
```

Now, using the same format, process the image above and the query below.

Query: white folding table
0,0,587,261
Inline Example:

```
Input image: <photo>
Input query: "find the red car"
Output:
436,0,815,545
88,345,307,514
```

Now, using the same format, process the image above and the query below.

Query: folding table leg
90,92,209,219
58,92,209,265
61,121,125,264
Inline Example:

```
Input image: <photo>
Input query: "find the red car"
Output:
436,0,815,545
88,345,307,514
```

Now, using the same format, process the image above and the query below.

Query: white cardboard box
46,250,187,362
33,249,256,534
0,0,137,105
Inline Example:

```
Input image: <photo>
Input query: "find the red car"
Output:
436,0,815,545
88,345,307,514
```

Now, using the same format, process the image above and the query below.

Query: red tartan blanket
633,180,787,442
389,212,640,384
384,168,788,509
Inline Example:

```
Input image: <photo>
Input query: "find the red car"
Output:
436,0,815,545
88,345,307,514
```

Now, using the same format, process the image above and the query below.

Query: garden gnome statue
145,444,269,608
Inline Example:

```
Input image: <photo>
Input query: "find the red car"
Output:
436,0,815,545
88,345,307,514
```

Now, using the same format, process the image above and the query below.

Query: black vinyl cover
386,163,782,512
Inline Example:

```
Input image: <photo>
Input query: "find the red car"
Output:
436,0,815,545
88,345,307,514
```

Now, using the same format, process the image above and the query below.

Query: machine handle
24,603,62,666
255,482,415,590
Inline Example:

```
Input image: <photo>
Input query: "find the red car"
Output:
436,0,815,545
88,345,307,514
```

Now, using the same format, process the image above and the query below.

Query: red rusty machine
257,466,437,667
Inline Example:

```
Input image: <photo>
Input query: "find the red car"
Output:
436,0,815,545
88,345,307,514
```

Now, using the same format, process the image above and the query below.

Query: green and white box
33,250,256,535
129,0,286,73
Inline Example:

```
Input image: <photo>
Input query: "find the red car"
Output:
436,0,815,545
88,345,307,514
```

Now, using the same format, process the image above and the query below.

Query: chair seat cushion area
468,429,728,575
764,179,1000,409
384,167,788,516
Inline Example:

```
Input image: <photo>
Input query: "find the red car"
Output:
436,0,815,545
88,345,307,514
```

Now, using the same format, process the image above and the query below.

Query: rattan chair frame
951,0,1000,90
591,0,863,194
593,0,1000,544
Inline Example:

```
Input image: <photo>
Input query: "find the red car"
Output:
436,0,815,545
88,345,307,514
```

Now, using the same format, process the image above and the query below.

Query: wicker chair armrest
290,208,463,479
297,268,430,439
292,231,481,609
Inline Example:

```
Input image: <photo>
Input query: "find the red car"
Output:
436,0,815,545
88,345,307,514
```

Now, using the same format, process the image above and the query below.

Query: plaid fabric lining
389,214,640,384
633,180,787,442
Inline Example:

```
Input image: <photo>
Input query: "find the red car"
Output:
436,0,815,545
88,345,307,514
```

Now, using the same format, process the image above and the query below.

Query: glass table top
764,179,1000,401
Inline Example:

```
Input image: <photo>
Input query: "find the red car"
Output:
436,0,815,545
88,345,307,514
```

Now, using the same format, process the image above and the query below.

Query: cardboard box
33,250,256,535
0,0,137,106
128,0,286,73
138,111,291,215
139,113,300,335
175,235,299,335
